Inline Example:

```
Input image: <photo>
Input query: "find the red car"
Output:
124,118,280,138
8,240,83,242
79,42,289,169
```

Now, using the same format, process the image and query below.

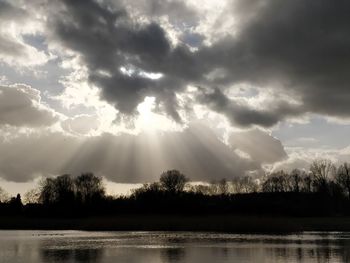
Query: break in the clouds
1,0,350,185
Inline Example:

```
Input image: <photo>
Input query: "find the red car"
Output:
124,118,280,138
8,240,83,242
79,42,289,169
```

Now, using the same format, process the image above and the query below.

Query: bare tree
335,162,350,198
39,178,57,204
39,173,105,205
132,182,162,197
160,170,188,193
301,173,312,192
262,170,288,193
39,175,75,204
288,169,303,192
75,173,105,203
309,159,335,192
55,174,75,203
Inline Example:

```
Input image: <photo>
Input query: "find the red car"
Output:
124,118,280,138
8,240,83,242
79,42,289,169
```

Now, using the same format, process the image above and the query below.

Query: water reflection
1,231,350,263
161,247,186,262
41,249,72,262
41,249,102,263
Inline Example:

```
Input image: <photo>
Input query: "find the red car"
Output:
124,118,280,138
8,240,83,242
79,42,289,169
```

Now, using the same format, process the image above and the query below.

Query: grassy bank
1,215,350,233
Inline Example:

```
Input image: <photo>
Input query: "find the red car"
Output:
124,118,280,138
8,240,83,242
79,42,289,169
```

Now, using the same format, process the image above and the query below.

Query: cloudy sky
1,0,350,195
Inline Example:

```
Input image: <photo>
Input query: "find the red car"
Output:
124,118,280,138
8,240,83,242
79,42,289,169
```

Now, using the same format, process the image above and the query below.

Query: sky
1,0,350,196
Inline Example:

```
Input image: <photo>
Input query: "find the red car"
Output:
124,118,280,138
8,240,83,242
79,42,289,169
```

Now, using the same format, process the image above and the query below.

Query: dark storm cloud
49,0,203,120
47,0,350,126
199,0,350,119
0,85,58,127
197,88,302,127
121,0,199,25
0,124,260,182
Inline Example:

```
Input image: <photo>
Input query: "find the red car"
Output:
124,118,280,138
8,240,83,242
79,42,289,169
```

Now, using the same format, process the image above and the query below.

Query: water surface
0,231,350,262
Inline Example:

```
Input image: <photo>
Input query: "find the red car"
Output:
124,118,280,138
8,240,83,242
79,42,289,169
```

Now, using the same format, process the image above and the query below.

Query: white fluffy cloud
61,114,100,135
270,145,350,173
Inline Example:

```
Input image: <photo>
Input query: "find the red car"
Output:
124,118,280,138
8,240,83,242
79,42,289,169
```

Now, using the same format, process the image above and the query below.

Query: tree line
1,159,350,216
133,160,350,198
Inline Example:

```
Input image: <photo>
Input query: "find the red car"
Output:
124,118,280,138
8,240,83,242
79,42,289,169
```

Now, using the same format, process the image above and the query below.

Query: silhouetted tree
39,175,75,205
288,169,303,192
8,194,23,213
9,194,22,206
39,178,57,204
335,163,350,198
328,181,344,198
4,160,350,218
301,173,312,193
262,171,288,192
160,170,188,193
310,159,335,193
132,182,162,197
55,174,75,204
147,182,162,192
75,173,105,204
39,173,105,205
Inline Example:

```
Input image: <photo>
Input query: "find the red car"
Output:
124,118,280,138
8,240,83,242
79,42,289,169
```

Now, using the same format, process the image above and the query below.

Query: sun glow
135,96,182,133
120,66,163,80
137,96,156,121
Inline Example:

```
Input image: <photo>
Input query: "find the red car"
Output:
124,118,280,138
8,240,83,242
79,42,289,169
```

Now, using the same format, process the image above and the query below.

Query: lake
0,231,349,262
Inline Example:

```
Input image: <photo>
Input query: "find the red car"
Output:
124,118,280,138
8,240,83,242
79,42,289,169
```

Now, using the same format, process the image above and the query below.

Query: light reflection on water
0,231,350,263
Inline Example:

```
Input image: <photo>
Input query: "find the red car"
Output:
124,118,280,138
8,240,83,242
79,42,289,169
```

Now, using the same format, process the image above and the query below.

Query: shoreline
1,215,350,233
